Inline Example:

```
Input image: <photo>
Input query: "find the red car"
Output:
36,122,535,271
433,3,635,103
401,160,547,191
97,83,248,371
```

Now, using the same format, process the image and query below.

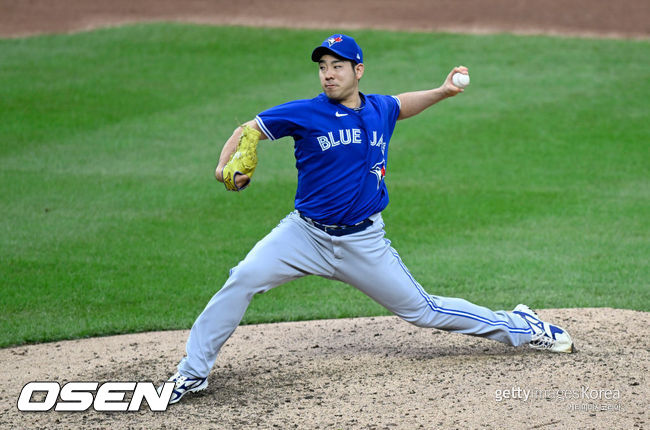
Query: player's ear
354,63,364,80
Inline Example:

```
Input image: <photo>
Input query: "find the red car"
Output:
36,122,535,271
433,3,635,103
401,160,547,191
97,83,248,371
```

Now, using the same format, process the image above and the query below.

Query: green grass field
1,24,648,348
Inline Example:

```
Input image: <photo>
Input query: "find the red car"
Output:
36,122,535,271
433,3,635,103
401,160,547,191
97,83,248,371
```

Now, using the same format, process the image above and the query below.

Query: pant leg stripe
387,246,532,334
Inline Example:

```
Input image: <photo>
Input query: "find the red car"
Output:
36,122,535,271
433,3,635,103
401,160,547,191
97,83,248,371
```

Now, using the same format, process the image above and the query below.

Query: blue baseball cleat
160,372,208,404
513,304,575,353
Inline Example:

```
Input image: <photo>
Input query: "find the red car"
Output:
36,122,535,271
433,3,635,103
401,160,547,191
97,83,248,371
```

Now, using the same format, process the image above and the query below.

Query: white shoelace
530,331,554,349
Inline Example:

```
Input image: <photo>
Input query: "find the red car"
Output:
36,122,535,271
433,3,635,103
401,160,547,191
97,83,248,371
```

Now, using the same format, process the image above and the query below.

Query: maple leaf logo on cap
327,36,343,47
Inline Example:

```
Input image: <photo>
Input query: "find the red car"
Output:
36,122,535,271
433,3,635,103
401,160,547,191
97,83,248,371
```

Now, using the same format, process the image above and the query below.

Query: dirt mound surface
1,309,647,429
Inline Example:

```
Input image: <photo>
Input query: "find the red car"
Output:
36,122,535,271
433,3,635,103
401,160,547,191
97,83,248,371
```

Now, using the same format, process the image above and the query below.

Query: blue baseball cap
311,34,363,64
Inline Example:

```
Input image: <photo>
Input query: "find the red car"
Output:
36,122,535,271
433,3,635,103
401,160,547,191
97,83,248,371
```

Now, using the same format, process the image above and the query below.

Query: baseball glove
222,125,261,191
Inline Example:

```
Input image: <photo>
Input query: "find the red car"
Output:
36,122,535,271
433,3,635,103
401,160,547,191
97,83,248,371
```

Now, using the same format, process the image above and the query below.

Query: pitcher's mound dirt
1,308,647,429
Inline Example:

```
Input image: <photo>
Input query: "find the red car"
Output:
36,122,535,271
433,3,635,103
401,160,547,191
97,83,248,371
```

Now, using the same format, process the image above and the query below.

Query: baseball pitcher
161,34,574,404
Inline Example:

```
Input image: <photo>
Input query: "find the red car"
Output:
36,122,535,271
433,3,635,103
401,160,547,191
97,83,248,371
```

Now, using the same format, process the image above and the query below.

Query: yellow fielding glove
222,125,261,191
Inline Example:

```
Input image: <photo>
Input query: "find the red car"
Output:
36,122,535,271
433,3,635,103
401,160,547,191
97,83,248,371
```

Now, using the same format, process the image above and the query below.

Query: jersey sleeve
387,95,401,124
255,100,306,141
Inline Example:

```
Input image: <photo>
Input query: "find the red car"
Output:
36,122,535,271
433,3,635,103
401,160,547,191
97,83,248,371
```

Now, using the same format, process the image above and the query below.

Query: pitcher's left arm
396,66,468,120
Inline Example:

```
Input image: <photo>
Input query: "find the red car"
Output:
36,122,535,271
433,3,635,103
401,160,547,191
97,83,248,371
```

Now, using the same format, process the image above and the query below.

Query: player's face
318,55,364,107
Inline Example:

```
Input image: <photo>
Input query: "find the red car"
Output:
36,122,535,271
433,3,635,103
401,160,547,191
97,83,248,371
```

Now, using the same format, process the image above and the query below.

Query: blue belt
299,213,373,237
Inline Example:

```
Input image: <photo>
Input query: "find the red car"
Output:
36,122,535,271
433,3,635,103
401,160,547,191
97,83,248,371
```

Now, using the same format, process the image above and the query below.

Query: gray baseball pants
178,211,533,378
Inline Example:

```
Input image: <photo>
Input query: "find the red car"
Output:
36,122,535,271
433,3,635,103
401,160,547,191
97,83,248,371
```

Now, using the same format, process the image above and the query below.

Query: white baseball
452,72,470,89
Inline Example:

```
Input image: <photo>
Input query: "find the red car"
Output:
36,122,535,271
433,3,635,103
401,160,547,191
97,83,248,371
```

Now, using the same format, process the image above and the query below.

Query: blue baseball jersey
255,92,401,225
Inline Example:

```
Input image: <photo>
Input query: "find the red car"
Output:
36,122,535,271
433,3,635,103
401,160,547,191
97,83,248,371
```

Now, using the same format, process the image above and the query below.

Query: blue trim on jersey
391,95,401,110
387,242,532,334
255,115,276,141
